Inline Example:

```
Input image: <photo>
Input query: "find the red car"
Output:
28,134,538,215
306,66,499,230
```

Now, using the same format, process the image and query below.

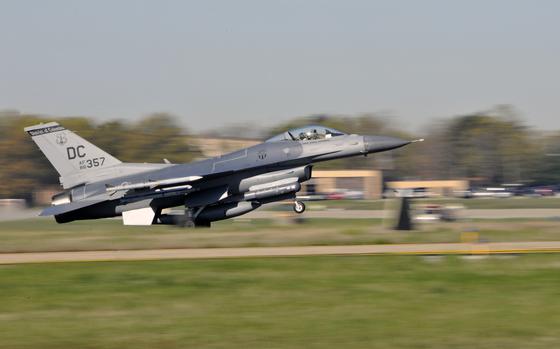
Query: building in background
303,170,383,199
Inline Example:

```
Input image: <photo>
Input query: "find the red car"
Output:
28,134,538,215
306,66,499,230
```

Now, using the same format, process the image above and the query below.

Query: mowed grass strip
1,255,560,349
2,218,560,253
0,218,382,253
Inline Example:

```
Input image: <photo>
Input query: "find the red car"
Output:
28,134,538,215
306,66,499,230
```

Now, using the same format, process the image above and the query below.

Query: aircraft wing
42,174,226,217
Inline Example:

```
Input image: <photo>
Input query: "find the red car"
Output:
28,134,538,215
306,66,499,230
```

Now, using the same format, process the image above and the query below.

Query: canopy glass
266,125,346,142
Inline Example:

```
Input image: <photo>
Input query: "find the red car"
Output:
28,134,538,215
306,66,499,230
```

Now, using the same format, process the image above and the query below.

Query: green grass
273,197,560,211
2,255,560,348
2,217,560,253
0,218,380,252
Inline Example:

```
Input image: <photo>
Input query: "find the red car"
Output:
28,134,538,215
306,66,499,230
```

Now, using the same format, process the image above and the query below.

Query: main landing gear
293,200,306,214
175,207,211,228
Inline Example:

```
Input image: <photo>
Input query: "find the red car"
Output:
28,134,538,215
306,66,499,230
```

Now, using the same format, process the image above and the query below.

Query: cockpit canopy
266,125,346,142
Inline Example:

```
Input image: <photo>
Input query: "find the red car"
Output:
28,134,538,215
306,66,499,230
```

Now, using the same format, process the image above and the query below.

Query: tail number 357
79,157,105,170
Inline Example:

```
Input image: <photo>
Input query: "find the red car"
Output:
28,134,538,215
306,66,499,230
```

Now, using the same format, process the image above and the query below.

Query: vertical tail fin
24,122,121,188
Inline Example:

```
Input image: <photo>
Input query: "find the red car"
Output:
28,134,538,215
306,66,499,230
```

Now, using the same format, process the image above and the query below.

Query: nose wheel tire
293,201,306,214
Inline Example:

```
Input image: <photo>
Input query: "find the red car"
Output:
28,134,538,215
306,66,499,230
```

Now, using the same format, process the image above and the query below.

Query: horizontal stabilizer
40,200,105,216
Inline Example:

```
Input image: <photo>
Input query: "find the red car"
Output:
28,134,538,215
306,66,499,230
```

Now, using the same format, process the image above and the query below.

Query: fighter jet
25,122,416,227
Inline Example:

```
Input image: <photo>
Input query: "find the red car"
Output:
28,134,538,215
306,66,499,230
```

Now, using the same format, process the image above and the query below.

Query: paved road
2,241,560,264
0,208,41,221
246,209,560,219
465,209,560,219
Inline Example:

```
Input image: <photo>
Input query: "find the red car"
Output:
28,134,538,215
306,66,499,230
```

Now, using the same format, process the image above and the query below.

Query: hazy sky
1,0,559,132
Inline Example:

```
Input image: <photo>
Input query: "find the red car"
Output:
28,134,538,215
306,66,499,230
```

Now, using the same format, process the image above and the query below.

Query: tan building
303,170,383,199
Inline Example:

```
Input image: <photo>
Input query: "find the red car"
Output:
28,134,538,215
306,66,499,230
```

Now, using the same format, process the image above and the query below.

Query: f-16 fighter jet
25,122,416,227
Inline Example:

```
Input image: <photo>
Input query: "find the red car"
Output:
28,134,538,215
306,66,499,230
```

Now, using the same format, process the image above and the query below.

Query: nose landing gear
293,200,306,214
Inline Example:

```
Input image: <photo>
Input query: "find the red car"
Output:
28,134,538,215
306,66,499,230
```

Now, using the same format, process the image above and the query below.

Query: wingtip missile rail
105,175,203,192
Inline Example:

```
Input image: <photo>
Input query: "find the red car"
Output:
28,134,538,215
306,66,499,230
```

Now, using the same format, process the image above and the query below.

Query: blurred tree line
2,105,560,202
259,106,560,186
412,106,554,186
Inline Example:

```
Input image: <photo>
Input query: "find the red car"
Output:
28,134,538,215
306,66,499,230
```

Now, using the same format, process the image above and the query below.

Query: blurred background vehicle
534,186,555,197
0,199,26,210
326,189,364,200
414,204,463,222
472,187,513,198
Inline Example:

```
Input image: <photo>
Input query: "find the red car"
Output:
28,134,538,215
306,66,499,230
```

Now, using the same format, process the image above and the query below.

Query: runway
2,241,560,264
246,209,560,219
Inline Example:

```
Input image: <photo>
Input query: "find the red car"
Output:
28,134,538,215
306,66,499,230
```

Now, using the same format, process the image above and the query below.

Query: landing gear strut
175,207,211,228
293,200,306,214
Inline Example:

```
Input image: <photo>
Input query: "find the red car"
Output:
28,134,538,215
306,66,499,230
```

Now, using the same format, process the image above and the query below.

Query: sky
0,0,559,132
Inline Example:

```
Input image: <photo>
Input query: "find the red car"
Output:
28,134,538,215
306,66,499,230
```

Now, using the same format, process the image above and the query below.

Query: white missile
106,175,202,192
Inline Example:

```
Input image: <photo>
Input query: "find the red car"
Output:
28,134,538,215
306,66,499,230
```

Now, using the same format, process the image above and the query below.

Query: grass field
2,218,560,253
2,255,560,348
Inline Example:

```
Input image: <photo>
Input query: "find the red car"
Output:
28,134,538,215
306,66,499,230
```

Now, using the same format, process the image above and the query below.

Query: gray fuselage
53,132,409,224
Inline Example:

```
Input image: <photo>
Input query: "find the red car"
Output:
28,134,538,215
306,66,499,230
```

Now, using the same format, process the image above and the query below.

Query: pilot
305,129,319,140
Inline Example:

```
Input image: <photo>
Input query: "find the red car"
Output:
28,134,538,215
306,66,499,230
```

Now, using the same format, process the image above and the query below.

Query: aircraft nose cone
363,136,411,153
